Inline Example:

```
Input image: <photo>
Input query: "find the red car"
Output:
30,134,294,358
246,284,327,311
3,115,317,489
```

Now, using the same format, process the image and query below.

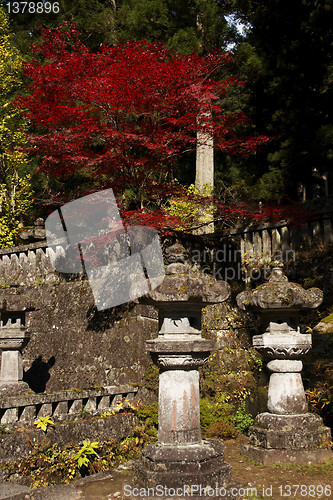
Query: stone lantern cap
237,264,323,312
145,243,230,306
147,273,230,305
145,242,230,358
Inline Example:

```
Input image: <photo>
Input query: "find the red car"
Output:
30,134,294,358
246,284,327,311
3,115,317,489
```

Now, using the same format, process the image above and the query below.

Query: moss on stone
321,313,333,324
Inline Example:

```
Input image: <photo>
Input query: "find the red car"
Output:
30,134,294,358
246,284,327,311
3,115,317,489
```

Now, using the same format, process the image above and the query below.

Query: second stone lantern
136,243,239,492
237,263,332,464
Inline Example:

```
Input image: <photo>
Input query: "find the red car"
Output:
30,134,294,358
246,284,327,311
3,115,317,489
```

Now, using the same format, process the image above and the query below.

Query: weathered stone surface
137,242,237,491
254,411,327,431
19,218,46,243
146,335,214,450
265,359,308,414
136,440,233,489
0,295,35,386
0,352,24,383
242,444,333,465
238,264,332,464
0,483,31,500
237,265,323,311
0,413,138,463
0,238,251,400
0,385,137,425
146,338,215,354
3,283,158,392
158,369,201,445
248,413,331,450
268,371,307,414
147,274,230,304
0,295,35,313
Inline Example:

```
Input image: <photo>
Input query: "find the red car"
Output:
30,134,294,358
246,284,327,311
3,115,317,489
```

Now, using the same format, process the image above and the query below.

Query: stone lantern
0,295,34,388
237,264,332,464
136,243,239,492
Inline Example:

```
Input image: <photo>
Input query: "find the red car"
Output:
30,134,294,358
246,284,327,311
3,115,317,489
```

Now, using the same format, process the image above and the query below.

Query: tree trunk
195,110,214,234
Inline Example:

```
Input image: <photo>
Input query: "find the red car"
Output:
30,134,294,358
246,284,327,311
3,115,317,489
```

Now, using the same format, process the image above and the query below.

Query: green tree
4,0,116,55
0,6,33,247
230,0,333,200
116,0,238,55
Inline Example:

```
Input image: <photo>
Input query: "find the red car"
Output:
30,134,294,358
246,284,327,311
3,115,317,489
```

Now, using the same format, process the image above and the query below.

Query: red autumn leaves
20,26,269,200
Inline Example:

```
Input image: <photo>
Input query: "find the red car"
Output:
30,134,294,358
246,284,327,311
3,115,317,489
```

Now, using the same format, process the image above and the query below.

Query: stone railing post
237,264,332,465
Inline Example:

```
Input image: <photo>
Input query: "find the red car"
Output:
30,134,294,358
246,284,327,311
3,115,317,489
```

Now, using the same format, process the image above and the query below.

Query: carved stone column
237,264,332,464
152,343,210,446
135,243,239,492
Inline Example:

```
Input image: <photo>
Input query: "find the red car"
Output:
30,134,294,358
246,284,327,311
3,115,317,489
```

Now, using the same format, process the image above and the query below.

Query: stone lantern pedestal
237,265,332,464
0,295,34,389
135,244,239,493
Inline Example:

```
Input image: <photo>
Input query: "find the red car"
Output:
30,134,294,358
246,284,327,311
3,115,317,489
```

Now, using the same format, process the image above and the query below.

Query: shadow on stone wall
23,355,56,393
86,303,136,332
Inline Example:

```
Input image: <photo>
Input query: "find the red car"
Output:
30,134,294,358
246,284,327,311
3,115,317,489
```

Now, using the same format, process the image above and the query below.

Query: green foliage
233,401,254,433
306,383,333,415
0,7,33,247
33,415,55,433
135,401,159,441
3,420,156,488
200,349,260,399
164,184,215,231
116,0,237,55
200,393,253,438
5,0,116,55
72,440,100,470
110,398,139,416
200,393,237,436
0,424,12,435
199,348,257,437
232,0,333,199
204,420,239,439
142,362,159,395
320,313,333,325
0,174,33,247
251,167,286,202
305,358,333,429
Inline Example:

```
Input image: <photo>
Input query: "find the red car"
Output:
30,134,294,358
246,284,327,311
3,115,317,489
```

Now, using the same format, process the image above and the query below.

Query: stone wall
0,240,161,393
0,285,158,393
0,413,138,462
0,236,259,413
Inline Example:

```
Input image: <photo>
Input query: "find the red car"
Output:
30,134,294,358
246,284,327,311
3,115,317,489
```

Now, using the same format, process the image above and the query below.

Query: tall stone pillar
135,243,239,493
237,264,332,465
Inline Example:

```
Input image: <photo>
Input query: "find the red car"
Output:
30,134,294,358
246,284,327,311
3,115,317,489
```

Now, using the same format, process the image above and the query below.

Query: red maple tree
20,25,269,216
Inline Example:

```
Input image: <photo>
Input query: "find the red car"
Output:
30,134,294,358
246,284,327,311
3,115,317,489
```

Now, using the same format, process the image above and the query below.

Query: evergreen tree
231,0,333,200
3,0,116,54
115,0,239,55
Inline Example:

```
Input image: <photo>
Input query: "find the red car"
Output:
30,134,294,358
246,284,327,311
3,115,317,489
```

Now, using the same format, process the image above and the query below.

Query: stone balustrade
0,242,67,287
219,211,333,262
2,211,333,286
0,384,138,425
